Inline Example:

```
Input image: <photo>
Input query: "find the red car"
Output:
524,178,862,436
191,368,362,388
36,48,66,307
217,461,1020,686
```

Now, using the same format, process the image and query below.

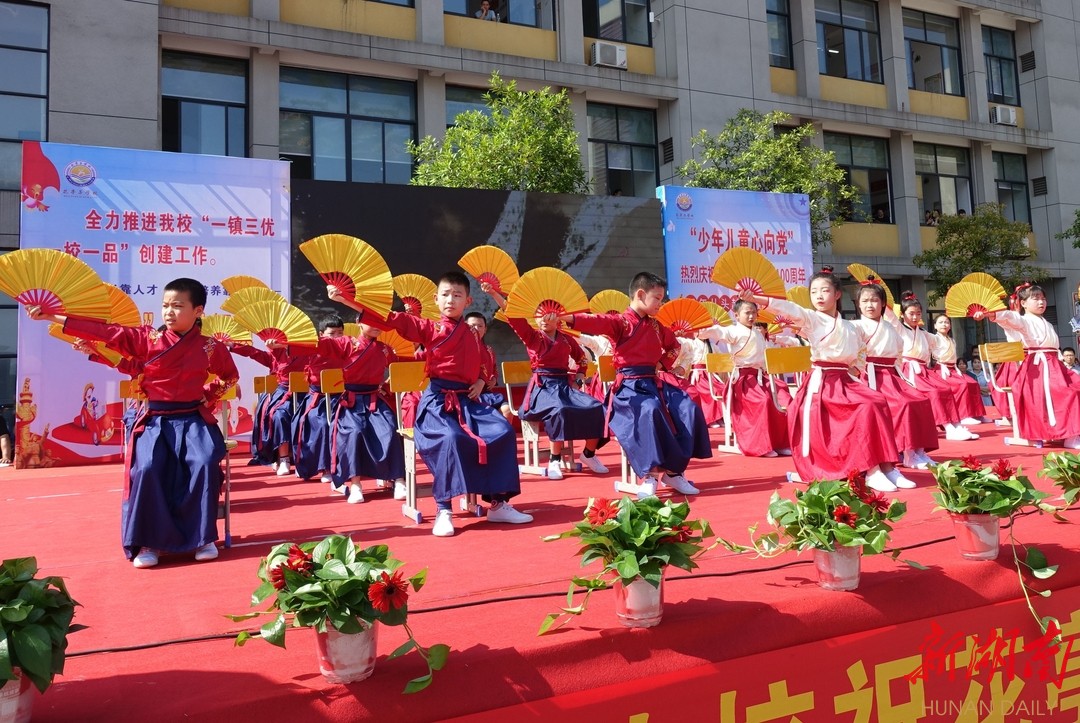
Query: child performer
576,331,613,404
931,315,988,425
685,331,725,427
888,294,978,441
851,283,939,470
739,268,910,492
973,282,1080,448
463,312,514,423
28,278,239,568
291,315,345,483
332,272,530,537
482,283,609,479
561,272,709,498
697,299,791,457
229,341,310,476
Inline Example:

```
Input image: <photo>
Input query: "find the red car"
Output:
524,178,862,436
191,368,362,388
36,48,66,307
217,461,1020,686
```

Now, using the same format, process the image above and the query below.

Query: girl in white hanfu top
740,267,907,492
973,282,1080,448
888,293,979,441
931,315,988,424
697,299,791,457
851,282,939,471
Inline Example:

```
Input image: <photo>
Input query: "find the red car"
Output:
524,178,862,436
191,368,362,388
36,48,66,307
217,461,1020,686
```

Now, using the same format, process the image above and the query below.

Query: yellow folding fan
710,248,786,298
103,284,142,327
0,248,111,318
299,234,394,319
945,282,1007,319
655,298,715,337
589,289,630,315
959,272,1007,301
48,323,122,366
343,322,361,338
393,273,440,320
220,287,284,315
231,300,318,347
458,245,520,295
378,329,415,359
701,300,732,327
220,275,269,295
847,263,895,308
200,314,252,345
786,286,813,310
504,267,589,322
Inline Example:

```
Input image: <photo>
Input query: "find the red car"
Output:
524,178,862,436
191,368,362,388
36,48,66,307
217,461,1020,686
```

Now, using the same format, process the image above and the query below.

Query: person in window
957,209,967,217
1062,347,1080,374
873,209,887,223
924,210,936,226
475,0,497,20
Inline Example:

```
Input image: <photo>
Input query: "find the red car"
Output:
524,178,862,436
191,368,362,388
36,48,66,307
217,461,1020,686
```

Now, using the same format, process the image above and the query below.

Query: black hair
438,271,471,293
1063,347,1076,355
320,314,345,332
732,299,757,315
1015,283,1044,303
900,291,923,313
855,281,887,309
629,272,666,296
463,311,488,324
164,277,208,308
809,265,841,292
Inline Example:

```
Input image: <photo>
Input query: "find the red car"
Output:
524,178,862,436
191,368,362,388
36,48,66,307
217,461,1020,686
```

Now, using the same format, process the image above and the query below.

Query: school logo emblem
675,193,693,212
65,161,97,187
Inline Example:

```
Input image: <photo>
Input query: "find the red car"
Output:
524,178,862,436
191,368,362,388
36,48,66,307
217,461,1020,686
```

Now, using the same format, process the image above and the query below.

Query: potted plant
723,473,908,591
1040,451,1080,511
539,496,714,634
1,557,80,723
229,534,448,693
931,456,1048,561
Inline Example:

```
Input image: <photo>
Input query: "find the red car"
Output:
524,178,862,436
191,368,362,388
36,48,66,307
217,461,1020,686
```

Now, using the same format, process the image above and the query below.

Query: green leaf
235,631,251,647
1032,565,1059,580
260,614,287,648
427,644,450,671
10,624,51,681
387,639,416,660
537,613,561,636
403,673,433,694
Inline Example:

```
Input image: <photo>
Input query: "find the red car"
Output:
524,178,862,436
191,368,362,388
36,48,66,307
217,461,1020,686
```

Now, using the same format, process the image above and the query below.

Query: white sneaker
775,448,792,456
578,452,608,474
347,483,365,504
1064,435,1080,450
330,480,346,496
945,425,977,441
866,469,898,492
375,479,389,490
132,548,159,568
763,450,778,458
901,450,920,469
995,418,1012,427
194,543,218,561
546,460,564,480
432,509,455,537
487,501,533,524
320,474,332,483
393,480,407,500
636,478,658,500
276,461,291,477
662,473,700,495
960,417,983,426
916,450,938,468
884,467,916,489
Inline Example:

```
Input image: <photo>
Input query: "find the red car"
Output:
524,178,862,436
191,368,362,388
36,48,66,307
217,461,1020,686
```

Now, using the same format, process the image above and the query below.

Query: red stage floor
2,422,1078,721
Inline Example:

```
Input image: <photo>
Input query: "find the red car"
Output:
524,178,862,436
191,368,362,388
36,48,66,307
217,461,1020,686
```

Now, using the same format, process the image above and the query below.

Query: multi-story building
2,0,1079,415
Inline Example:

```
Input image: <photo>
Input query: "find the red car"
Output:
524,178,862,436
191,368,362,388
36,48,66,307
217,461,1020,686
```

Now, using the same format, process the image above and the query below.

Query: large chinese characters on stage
14,141,291,468
658,186,814,306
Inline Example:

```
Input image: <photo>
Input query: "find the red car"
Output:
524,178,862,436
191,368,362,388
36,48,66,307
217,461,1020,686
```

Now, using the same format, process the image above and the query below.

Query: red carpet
2,421,1078,721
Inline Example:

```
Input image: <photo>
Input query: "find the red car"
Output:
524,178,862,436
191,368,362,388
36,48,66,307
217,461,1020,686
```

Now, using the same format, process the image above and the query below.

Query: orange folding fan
458,245,520,295
847,263,895,308
200,314,252,345
393,274,439,320
711,248,786,298
701,301,732,327
299,234,394,319
220,275,269,295
655,298,714,337
589,289,630,315
504,267,589,321
0,248,111,318
945,282,1007,319
220,287,284,315
231,300,318,347
379,329,415,359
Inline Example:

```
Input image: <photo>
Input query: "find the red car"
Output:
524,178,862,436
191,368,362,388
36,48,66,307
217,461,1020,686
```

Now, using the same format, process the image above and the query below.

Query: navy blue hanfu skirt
252,383,292,464
122,402,224,559
121,400,142,442
477,390,508,408
291,385,340,480
330,384,405,484
659,376,714,461
519,369,605,442
414,378,520,502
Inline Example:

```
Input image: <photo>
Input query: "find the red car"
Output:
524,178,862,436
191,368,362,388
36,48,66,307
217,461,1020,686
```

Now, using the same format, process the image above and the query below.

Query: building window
445,86,490,127
915,142,972,223
983,26,1019,106
279,68,416,184
824,133,891,222
767,0,793,69
816,0,881,83
0,1,48,191
903,9,962,96
444,0,555,29
587,103,657,196
993,151,1029,225
161,51,247,158
583,0,650,46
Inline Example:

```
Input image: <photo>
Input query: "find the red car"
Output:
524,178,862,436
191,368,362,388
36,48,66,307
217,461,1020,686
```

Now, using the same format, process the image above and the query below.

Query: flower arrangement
931,455,1048,516
1,557,80,694
229,534,448,693
1040,451,1080,509
538,496,714,634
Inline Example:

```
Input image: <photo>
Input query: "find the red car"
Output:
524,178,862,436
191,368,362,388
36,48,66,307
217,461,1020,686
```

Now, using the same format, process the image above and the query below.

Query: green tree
677,109,860,249
913,203,1044,306
1055,208,1080,248
407,72,589,194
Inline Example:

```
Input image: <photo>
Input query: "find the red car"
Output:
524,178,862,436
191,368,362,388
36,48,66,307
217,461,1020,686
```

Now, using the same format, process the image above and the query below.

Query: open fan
104,284,142,327
378,329,415,358
343,322,361,338
656,298,714,336
589,289,630,315
786,286,813,310
220,286,284,315
48,323,123,365
458,245,520,295
504,267,589,321
847,263,895,308
299,234,394,319
701,301,732,327
220,275,269,295
711,248,786,298
393,274,439,320
945,282,1007,319
959,272,1007,300
201,314,252,345
231,300,318,347
0,248,111,318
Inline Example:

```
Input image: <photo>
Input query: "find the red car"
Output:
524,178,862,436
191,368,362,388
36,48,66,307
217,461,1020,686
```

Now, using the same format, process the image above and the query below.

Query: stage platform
2,422,1079,722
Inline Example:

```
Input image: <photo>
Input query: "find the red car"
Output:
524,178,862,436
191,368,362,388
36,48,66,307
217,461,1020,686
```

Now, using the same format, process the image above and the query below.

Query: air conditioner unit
989,105,1018,126
591,41,628,70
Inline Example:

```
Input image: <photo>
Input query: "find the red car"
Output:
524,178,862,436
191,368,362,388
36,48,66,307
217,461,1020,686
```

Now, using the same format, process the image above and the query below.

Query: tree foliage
912,203,1044,305
408,72,589,194
1055,208,1080,248
677,109,860,249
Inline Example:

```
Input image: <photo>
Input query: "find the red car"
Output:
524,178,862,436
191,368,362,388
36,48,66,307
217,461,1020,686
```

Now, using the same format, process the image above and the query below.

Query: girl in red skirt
931,315,988,424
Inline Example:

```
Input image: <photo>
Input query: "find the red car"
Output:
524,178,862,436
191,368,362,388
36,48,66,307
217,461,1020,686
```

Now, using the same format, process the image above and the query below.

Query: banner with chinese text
15,141,290,468
657,186,813,308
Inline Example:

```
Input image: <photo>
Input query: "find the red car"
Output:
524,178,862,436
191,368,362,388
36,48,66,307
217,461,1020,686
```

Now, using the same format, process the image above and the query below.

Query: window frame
443,0,557,30
983,26,1020,106
767,0,793,69
824,132,892,223
992,150,1030,225
903,9,963,97
586,102,658,197
815,0,883,84
915,141,973,222
161,50,249,158
0,0,49,191
582,0,652,47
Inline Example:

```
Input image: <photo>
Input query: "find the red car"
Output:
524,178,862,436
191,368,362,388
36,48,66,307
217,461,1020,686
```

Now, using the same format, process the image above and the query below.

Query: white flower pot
614,573,665,628
314,621,379,684
0,670,35,723
814,545,862,591
949,513,1001,561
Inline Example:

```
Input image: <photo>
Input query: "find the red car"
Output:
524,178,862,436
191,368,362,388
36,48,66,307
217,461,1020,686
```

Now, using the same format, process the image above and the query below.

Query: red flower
833,505,858,528
962,455,982,471
864,491,891,516
285,544,313,577
368,570,409,613
660,524,693,544
269,565,287,591
991,458,1015,480
586,498,620,526
847,470,867,497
